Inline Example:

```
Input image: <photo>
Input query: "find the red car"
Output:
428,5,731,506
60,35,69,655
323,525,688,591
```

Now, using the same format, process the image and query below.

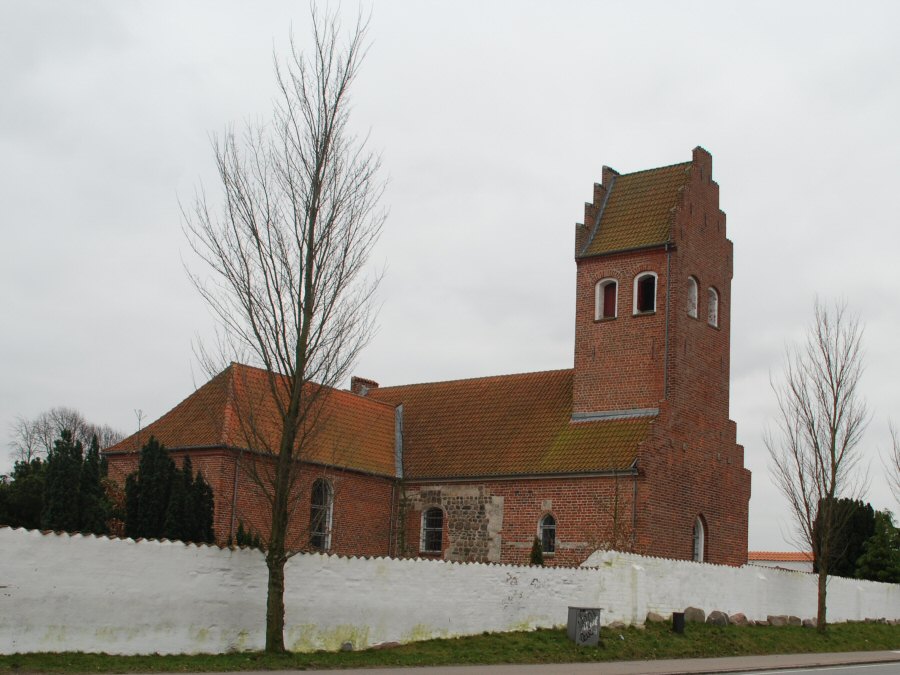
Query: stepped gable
579,161,691,257
367,369,651,479
105,363,398,477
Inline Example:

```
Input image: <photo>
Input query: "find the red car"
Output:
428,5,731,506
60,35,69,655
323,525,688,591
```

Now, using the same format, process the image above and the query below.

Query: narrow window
422,507,443,554
707,287,719,327
693,516,705,562
309,479,333,550
634,272,657,314
540,513,556,554
594,279,617,320
687,276,698,318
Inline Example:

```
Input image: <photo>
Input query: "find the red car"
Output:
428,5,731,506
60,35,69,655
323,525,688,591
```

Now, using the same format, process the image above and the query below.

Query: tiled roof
105,364,398,478
748,551,814,562
580,162,691,257
368,369,651,479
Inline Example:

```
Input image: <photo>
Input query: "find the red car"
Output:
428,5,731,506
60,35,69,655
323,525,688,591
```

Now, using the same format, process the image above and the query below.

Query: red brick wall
633,411,750,566
105,447,397,556
573,250,668,414
633,148,750,567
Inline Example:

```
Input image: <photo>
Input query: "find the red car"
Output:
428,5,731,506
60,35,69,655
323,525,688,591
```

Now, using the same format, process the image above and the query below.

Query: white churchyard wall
1,527,898,655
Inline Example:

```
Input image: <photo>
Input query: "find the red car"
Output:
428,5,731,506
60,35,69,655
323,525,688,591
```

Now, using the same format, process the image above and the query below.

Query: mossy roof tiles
580,162,690,257
369,369,651,479
106,366,653,481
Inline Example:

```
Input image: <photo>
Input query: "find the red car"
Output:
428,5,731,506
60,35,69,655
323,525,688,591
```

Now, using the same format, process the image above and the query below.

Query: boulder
646,611,668,624
767,615,788,627
802,619,817,629
787,616,802,627
756,619,770,626
684,607,706,623
607,620,627,630
706,611,729,626
729,613,749,626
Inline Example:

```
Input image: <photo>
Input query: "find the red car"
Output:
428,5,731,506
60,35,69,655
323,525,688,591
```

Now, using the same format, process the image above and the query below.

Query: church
105,147,751,567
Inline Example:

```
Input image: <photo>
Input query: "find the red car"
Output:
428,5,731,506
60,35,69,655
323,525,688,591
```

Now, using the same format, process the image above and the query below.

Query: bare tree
887,422,900,505
184,9,384,653
765,299,869,633
9,407,124,462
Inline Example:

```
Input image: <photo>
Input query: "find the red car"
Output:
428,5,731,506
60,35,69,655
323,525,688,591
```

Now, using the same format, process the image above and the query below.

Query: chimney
350,376,379,396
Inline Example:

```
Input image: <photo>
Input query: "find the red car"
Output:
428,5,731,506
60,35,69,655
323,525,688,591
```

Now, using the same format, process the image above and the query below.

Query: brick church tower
573,147,750,565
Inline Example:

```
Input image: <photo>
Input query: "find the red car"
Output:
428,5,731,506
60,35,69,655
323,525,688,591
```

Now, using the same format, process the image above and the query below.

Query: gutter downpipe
388,404,404,557
631,459,638,551
230,448,243,542
664,242,672,399
388,481,396,557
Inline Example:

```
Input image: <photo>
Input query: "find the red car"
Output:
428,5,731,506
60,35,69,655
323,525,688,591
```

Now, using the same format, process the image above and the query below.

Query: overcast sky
2,1,899,552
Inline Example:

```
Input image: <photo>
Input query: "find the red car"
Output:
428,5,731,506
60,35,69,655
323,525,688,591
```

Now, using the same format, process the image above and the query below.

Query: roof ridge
374,367,573,391
228,361,397,410
616,160,691,178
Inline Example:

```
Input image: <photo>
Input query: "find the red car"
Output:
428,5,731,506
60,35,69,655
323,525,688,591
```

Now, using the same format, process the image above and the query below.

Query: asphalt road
243,651,900,674
743,666,900,674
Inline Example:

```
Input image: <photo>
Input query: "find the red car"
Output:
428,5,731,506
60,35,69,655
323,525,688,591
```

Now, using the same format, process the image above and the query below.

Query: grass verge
1,622,898,672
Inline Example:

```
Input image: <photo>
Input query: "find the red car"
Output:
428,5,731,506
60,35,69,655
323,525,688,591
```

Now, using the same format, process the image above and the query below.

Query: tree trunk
816,568,828,633
265,423,295,653
265,547,287,652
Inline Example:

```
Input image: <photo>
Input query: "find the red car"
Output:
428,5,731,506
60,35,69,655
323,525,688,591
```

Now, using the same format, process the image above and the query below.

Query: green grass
2,622,898,672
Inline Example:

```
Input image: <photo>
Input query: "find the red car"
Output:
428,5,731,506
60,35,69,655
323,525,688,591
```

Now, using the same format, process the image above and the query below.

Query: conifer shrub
530,536,544,566
41,431,110,534
124,438,214,544
231,520,264,549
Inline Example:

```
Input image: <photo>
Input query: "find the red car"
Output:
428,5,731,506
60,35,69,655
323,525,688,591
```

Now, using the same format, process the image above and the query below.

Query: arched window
687,276,698,318
594,279,617,320
421,507,444,554
309,479,333,550
707,287,719,327
539,513,556,554
692,516,706,562
633,272,657,314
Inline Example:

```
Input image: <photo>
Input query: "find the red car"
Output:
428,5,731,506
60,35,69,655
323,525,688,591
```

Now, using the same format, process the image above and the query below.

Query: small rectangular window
603,283,616,319
637,275,656,313
540,515,556,553
422,508,443,553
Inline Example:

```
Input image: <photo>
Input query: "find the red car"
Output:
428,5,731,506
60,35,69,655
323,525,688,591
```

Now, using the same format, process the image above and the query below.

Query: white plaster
581,549,899,624
0,528,267,655
1,527,897,655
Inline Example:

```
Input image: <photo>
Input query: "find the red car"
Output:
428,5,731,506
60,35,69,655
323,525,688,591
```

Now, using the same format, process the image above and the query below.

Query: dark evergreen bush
813,498,876,577
78,436,109,534
233,520,263,549
42,430,85,531
0,458,46,529
125,437,175,539
855,511,900,583
125,438,214,544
